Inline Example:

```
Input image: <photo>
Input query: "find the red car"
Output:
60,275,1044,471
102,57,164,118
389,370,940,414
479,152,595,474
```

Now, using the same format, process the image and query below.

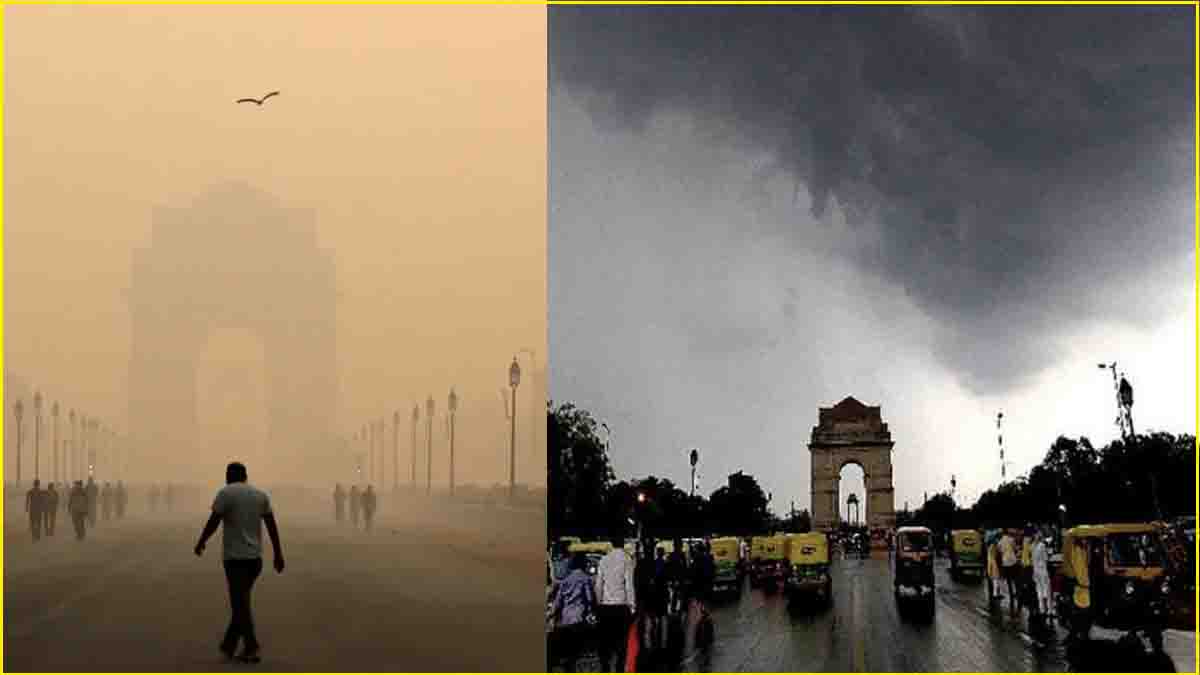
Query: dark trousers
29,513,42,541
596,605,630,673
44,509,57,536
72,512,87,540
222,558,264,654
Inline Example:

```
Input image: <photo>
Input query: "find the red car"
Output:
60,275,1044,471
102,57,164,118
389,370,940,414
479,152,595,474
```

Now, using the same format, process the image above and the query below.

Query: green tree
548,401,614,540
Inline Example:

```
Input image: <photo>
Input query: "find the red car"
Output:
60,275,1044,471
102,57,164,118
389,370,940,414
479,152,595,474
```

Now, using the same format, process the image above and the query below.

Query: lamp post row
11,392,123,488
346,356,520,500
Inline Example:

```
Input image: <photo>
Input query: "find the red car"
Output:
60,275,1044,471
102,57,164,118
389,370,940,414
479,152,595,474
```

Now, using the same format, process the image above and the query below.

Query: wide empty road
4,493,545,672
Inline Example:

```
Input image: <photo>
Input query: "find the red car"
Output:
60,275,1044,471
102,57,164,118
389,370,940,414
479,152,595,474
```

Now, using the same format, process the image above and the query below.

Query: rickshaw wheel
1148,629,1164,654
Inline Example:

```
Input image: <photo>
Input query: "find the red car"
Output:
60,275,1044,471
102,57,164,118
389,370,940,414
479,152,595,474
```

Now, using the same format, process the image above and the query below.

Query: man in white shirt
195,462,285,664
594,535,636,672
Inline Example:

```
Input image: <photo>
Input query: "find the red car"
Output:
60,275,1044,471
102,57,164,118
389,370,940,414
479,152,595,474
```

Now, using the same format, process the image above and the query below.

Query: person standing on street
595,535,636,673
1031,532,1052,633
68,480,89,540
194,462,285,664
25,479,45,542
44,482,60,536
349,485,361,528
333,484,346,523
550,551,598,673
101,482,114,521
998,529,1019,613
360,482,374,530
116,481,128,519
85,477,99,527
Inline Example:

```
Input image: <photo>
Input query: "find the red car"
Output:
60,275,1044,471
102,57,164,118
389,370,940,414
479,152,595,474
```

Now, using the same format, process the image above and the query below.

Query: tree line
550,400,1195,541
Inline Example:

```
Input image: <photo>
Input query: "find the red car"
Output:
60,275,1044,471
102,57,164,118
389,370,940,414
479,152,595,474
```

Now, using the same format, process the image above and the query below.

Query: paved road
4,494,545,672
554,554,1195,673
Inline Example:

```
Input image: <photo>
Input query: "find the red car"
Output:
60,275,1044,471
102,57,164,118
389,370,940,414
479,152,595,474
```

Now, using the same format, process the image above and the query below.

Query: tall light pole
518,348,537,472
689,448,699,498
411,404,419,490
88,419,97,478
509,357,521,500
378,419,385,488
448,388,458,497
392,411,400,492
51,402,59,484
997,411,1009,481
425,396,435,496
33,392,43,481
13,399,23,487
68,409,75,483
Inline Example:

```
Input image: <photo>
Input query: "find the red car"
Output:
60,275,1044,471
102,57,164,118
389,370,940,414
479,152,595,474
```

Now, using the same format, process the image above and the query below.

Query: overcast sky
6,5,545,486
549,6,1195,518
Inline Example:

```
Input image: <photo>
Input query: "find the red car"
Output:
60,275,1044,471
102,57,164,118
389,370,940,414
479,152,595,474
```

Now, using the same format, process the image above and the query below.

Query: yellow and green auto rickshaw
750,534,788,590
711,537,743,595
1056,523,1170,652
785,532,832,603
949,529,984,581
893,526,936,611
567,540,613,577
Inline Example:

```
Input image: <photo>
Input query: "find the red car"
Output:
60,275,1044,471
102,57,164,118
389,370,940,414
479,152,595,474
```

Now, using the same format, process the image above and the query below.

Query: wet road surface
4,493,545,672
553,554,1194,673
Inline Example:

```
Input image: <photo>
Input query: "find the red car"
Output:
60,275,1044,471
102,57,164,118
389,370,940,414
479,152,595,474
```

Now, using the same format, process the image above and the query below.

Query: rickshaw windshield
901,533,931,552
1107,533,1163,568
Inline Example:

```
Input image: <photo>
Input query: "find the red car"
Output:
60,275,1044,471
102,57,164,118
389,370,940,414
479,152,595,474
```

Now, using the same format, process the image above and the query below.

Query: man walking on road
116,481,128,519
998,529,1019,613
44,482,60,536
595,534,636,673
85,477,99,527
68,480,89,540
333,484,346,523
25,479,45,542
349,485,361,528
362,485,377,531
194,462,285,664
101,482,114,521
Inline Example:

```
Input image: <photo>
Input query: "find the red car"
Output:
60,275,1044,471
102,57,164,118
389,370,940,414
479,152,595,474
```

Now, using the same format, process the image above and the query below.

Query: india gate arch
809,397,896,534
128,182,337,485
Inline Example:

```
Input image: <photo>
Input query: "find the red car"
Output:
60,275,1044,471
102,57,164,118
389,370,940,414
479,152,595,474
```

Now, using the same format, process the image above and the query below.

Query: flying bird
236,91,279,106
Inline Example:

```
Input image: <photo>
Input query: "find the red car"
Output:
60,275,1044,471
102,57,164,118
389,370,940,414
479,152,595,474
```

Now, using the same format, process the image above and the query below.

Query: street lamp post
52,402,59,484
392,411,400,492
509,357,521,501
68,409,75,483
426,396,435,496
411,405,419,490
448,388,458,497
13,399,24,487
689,449,699,498
33,392,43,481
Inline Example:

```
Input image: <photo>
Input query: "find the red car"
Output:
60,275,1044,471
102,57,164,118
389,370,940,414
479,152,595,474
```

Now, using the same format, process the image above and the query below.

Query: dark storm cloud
550,6,1194,393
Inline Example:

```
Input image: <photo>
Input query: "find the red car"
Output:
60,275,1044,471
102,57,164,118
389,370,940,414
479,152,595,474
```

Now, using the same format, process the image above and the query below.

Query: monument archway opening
128,182,337,485
839,462,865,526
809,397,896,541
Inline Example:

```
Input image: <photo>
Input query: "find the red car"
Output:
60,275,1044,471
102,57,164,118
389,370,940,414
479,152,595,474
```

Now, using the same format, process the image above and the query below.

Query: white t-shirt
212,482,273,561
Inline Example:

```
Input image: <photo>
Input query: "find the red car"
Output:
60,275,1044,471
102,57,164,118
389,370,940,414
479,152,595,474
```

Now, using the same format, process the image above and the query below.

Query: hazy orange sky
4,5,546,487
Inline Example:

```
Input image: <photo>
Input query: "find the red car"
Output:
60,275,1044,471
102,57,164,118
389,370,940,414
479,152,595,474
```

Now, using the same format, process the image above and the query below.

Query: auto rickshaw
711,536,743,595
894,526,935,610
785,532,832,603
567,540,613,577
751,534,788,590
949,529,984,581
1056,523,1170,652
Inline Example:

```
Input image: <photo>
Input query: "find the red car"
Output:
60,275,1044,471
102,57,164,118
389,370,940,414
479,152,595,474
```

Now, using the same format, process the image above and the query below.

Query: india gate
809,396,896,533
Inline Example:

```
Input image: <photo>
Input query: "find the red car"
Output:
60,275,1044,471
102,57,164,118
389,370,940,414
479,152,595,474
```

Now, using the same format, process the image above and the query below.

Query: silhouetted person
25,479,45,542
116,481,128,519
85,477,99,527
68,480,89,540
194,462,285,664
166,483,174,513
362,485,377,531
101,482,114,521
349,485,361,527
150,484,160,512
333,484,346,523
44,483,60,536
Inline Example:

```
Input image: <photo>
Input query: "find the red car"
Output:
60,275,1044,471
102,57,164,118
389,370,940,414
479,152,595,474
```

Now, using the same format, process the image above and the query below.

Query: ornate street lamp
51,401,60,484
13,399,24,487
33,392,42,481
425,396,435,496
448,388,458,497
411,404,419,489
392,410,400,492
509,357,521,500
